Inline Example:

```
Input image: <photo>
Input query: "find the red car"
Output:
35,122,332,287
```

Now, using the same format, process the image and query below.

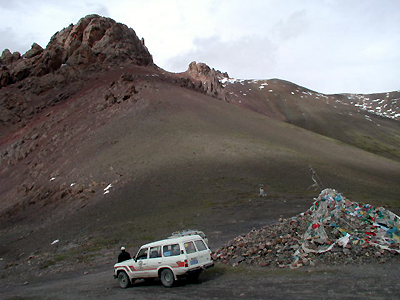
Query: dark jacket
118,250,131,263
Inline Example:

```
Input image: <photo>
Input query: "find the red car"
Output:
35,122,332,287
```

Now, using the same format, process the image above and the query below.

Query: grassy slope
225,79,400,161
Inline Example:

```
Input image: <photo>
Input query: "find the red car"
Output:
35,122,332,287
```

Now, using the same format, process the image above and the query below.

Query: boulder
62,15,99,48
12,51,21,62
11,59,32,81
0,49,22,64
1,49,14,64
92,22,153,66
47,24,74,51
0,67,12,87
32,45,64,77
66,43,97,67
23,43,43,59
82,17,115,47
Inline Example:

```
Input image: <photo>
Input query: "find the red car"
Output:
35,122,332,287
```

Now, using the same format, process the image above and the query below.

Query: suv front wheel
160,269,175,287
118,271,131,288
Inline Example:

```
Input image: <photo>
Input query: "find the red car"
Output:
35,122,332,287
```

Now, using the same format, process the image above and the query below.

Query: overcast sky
0,0,399,94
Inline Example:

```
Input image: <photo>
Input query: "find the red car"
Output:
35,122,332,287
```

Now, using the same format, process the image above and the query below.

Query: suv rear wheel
160,269,175,287
118,271,131,288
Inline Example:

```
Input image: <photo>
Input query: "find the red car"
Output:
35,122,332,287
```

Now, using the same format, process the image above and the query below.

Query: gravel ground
1,262,400,300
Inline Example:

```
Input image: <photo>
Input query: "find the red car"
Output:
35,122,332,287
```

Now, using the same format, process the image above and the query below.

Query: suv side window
163,244,181,257
184,241,197,254
136,247,148,260
194,239,207,251
149,246,161,258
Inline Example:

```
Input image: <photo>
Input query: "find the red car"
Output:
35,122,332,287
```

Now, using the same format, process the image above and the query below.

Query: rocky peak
1,49,21,64
0,14,153,88
187,61,229,80
186,61,229,101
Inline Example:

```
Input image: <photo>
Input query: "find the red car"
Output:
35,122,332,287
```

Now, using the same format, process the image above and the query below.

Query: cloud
164,35,278,79
0,27,28,54
0,1,112,53
0,0,398,93
274,10,309,41
0,0,21,9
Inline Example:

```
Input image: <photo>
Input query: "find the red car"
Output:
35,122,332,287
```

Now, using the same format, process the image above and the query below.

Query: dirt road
2,262,400,300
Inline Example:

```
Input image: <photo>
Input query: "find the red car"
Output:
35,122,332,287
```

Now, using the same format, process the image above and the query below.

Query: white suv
114,235,214,288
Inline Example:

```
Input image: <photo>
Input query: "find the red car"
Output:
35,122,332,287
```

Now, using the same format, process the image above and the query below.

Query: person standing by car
118,246,131,262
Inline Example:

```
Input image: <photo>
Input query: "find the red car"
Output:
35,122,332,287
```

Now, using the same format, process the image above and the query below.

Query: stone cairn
213,189,400,268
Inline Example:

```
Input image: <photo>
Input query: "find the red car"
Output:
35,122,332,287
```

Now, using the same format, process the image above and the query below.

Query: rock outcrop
0,14,153,88
186,61,229,101
23,43,44,59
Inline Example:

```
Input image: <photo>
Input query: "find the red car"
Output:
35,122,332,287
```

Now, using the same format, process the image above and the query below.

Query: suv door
134,247,150,276
193,239,211,265
162,243,184,269
146,246,162,277
183,241,200,268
